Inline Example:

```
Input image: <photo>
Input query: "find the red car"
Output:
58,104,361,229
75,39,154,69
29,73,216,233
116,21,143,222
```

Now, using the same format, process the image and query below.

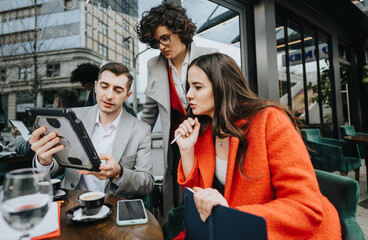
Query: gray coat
140,43,217,216
48,105,154,196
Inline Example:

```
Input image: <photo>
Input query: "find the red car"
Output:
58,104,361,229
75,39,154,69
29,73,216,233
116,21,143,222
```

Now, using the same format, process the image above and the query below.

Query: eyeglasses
152,35,172,48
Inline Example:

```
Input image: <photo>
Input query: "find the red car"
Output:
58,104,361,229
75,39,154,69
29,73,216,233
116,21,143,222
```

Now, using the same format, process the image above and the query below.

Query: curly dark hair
135,3,197,49
69,63,100,85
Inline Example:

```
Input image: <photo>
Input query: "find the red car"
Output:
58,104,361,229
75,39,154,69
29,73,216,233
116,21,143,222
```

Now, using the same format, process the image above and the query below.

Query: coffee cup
78,192,105,215
50,178,61,195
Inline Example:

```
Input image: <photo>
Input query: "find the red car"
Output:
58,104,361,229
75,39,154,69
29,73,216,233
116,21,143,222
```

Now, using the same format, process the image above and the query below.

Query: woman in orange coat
174,52,341,239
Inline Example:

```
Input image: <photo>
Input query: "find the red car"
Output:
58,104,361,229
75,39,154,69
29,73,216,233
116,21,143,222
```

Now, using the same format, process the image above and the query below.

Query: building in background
0,0,138,123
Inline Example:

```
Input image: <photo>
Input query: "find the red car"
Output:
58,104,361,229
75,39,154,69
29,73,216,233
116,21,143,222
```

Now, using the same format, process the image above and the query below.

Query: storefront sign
282,43,328,66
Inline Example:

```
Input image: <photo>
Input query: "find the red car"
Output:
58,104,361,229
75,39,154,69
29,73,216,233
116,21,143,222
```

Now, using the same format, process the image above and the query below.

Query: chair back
339,125,356,137
301,128,322,143
315,170,364,240
166,205,185,240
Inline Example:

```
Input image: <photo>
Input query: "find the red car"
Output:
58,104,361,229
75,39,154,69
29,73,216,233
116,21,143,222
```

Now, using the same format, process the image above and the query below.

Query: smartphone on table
116,199,148,226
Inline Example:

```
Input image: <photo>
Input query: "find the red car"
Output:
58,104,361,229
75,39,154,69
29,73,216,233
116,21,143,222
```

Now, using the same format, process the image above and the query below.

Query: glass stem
19,233,30,240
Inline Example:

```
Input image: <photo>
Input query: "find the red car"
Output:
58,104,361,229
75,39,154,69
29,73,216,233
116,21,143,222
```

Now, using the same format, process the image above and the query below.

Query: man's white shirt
168,48,190,109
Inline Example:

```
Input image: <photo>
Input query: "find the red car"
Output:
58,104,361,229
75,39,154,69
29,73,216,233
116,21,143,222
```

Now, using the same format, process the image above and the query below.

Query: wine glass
0,168,52,239
0,135,11,152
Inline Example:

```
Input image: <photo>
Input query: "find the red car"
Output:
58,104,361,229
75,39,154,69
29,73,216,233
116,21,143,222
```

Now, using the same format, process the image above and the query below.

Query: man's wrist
110,164,123,183
113,164,123,178
39,159,53,166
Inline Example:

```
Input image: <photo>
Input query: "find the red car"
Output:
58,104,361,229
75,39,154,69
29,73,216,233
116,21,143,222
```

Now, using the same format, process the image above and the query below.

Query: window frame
46,63,61,78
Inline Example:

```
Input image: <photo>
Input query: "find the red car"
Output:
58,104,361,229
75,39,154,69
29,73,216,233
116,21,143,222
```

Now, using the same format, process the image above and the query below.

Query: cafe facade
191,0,368,138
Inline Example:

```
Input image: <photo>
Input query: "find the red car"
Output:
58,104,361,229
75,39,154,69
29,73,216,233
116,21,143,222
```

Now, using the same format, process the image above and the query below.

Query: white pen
170,133,182,145
171,119,196,144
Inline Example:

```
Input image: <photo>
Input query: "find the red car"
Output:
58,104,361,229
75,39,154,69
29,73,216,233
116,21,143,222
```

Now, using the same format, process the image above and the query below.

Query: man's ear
125,91,132,101
94,80,97,90
54,99,61,108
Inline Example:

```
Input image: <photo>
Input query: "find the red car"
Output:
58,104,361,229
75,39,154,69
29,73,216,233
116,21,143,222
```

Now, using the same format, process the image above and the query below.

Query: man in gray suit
30,63,154,196
136,3,217,217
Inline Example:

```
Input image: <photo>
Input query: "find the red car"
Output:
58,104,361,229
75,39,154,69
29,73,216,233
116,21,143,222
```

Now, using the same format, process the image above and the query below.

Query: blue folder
184,187,268,240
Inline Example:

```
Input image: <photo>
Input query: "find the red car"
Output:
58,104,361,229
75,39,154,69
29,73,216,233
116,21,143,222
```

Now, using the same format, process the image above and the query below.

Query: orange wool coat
177,107,341,240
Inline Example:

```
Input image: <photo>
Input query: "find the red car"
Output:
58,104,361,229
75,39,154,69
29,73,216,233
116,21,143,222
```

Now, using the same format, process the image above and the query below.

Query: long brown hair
186,53,298,176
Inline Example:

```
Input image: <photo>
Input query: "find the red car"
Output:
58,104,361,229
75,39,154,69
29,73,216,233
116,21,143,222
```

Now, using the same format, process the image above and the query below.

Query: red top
168,66,186,141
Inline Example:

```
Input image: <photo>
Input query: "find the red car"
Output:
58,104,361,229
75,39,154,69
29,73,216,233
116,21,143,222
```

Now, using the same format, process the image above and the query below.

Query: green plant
307,60,349,108
307,60,333,107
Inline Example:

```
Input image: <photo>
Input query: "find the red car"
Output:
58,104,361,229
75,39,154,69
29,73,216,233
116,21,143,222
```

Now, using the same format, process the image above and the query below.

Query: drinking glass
0,168,52,239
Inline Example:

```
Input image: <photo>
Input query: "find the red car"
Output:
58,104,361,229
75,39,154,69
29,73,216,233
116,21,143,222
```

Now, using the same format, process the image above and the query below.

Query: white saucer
65,204,113,223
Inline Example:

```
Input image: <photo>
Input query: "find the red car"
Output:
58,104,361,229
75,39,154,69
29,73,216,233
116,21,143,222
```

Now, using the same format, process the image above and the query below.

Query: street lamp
123,36,150,113
123,36,137,112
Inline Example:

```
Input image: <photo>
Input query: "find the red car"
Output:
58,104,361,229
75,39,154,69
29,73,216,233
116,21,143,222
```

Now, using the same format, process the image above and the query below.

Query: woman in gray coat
136,3,217,221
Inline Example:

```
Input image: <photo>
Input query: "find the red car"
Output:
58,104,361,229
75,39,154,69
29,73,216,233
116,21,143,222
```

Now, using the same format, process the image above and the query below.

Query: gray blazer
48,105,154,196
15,136,34,157
140,43,217,215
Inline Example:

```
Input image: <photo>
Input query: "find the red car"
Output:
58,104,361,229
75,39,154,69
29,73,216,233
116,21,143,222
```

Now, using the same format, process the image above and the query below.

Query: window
99,44,108,58
99,21,108,35
183,0,242,67
0,69,6,81
123,57,130,68
46,63,60,77
275,7,335,137
19,66,33,80
123,19,129,31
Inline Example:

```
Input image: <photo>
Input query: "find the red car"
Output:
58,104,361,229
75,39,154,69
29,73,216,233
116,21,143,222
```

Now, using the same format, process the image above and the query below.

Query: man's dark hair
70,63,100,85
55,90,78,108
98,62,134,90
135,3,196,49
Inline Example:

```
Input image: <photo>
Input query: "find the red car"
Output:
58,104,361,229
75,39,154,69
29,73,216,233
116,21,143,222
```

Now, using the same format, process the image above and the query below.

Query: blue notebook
184,187,268,240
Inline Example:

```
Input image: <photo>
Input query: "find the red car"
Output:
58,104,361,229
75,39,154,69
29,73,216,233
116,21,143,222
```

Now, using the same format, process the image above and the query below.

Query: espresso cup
78,192,105,215
50,178,61,195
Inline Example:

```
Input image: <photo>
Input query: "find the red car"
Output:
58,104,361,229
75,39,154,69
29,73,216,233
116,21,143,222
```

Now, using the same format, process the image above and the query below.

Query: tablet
26,108,101,172
9,119,32,141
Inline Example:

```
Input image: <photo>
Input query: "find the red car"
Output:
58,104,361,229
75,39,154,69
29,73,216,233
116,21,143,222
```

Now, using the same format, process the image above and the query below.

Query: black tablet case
184,187,268,240
27,108,101,172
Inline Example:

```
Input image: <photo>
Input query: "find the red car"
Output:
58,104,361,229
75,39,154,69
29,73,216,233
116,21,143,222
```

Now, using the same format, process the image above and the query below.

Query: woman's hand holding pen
174,117,200,151
174,117,200,178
